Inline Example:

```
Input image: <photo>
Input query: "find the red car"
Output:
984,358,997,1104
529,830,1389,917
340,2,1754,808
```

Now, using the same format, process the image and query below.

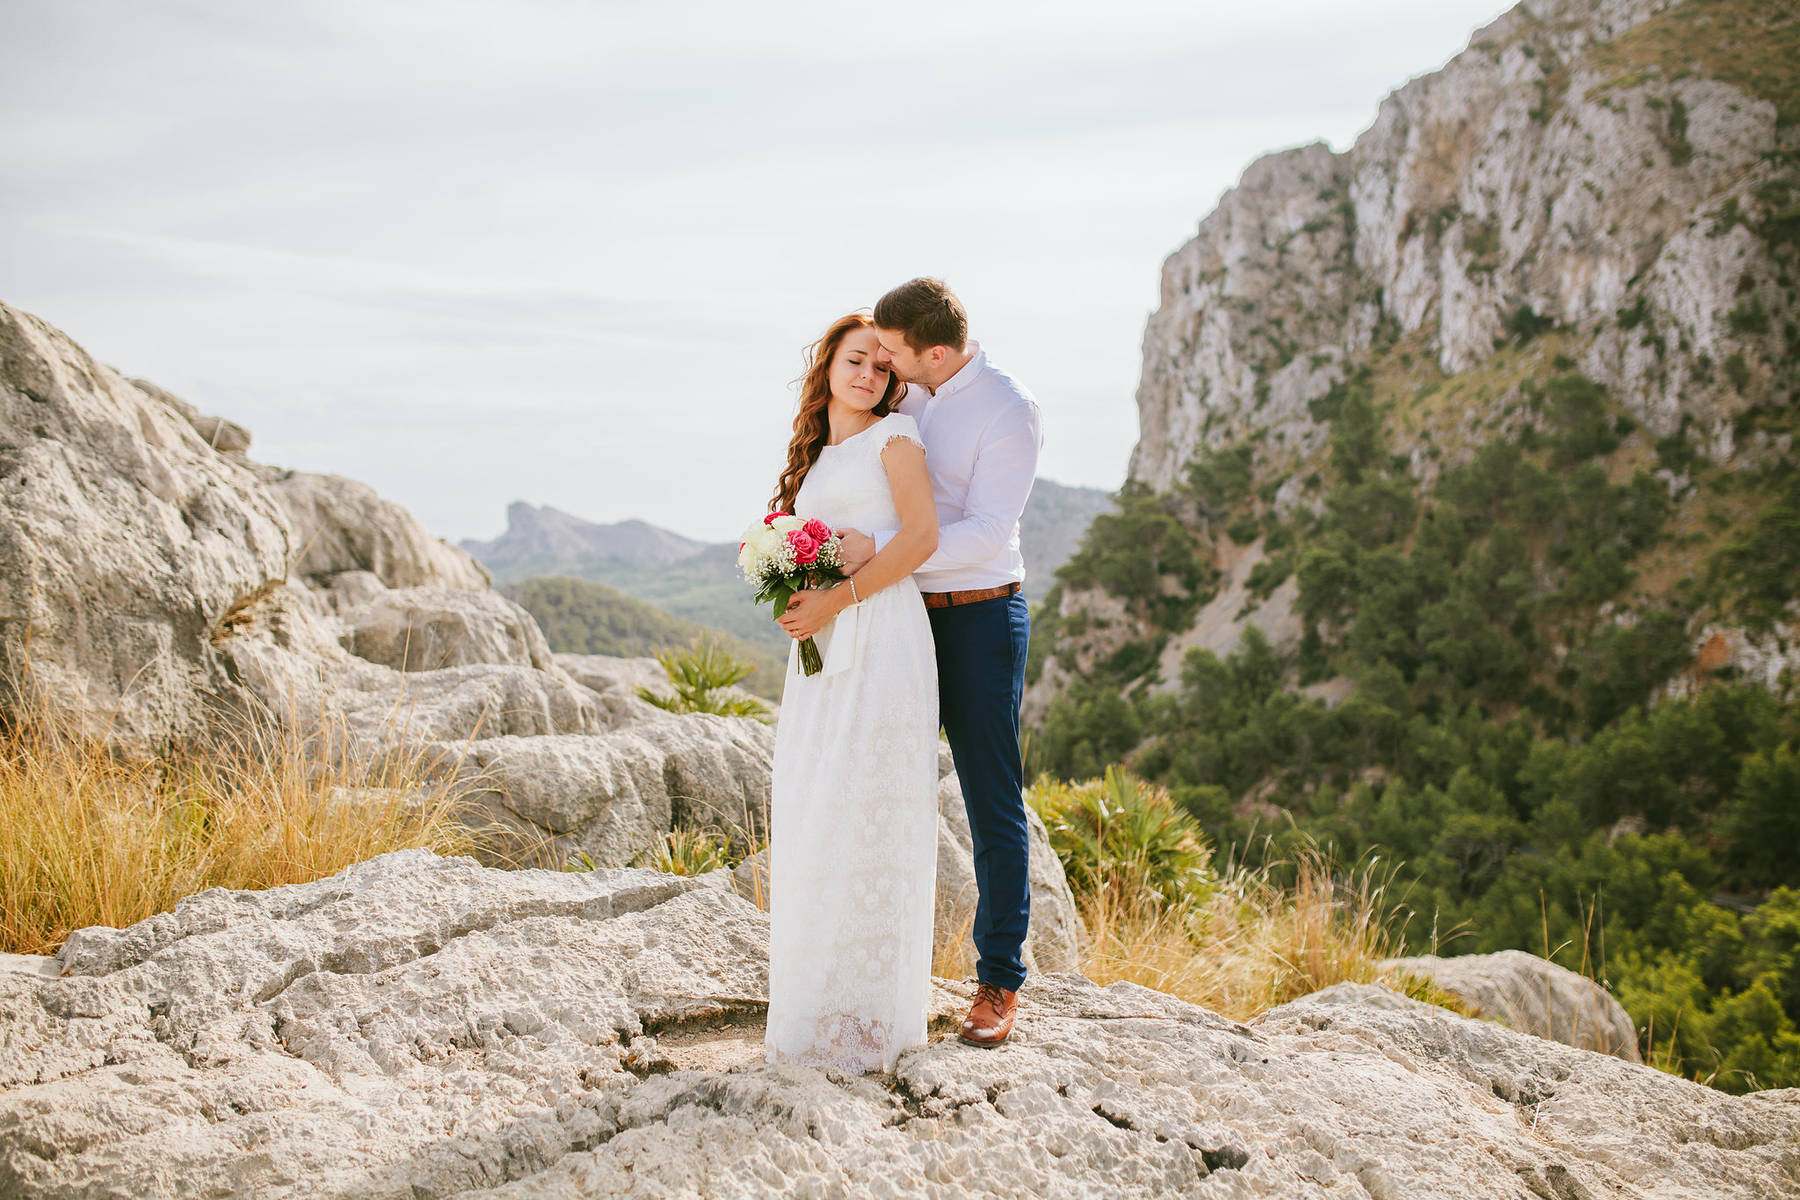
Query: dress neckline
822,414,886,450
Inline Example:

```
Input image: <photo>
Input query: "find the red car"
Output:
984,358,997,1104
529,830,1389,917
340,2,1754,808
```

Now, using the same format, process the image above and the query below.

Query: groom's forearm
849,523,939,600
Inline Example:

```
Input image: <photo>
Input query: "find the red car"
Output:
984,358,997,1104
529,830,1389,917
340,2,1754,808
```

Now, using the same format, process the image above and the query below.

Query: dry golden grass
1071,837,1472,1021
0,682,511,957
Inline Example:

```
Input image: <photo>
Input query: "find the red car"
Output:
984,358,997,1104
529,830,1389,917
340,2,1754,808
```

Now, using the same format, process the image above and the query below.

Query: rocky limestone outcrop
0,299,771,876
3,851,1795,1198
258,463,491,592
437,715,779,868
343,586,558,674
130,376,253,454
0,301,291,750
1385,948,1641,1061
0,299,499,750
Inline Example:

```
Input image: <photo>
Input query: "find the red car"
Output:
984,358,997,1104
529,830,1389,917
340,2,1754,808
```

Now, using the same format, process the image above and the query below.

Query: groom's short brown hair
874,278,968,353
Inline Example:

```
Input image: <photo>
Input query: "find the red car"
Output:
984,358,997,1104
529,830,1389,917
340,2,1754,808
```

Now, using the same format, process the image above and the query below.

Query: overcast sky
2,0,1510,544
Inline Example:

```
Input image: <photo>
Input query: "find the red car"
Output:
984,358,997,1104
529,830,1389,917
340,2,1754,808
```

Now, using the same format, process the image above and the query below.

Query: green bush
1544,373,1619,463
1724,744,1800,890
627,827,736,876
1503,305,1555,344
1727,294,1771,337
1034,682,1145,781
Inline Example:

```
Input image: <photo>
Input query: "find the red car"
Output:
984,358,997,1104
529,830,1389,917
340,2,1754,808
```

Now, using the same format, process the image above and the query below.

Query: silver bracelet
848,578,860,605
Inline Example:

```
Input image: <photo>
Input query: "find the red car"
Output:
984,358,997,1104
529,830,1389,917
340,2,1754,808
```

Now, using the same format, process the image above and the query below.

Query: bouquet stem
798,636,823,676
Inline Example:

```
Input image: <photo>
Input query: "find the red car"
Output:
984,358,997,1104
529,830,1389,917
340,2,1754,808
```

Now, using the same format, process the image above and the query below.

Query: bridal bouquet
738,512,846,676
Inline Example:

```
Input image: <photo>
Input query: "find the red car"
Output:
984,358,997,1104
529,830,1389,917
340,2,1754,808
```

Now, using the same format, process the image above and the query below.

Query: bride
762,312,941,1074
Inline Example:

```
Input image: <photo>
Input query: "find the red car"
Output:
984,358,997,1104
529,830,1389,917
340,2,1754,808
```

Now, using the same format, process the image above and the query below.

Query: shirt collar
930,339,985,400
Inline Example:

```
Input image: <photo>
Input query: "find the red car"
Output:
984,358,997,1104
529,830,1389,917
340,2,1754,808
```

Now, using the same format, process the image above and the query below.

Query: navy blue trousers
928,590,1031,992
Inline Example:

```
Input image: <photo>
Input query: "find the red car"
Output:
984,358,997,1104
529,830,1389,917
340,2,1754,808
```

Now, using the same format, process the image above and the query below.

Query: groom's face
874,327,928,384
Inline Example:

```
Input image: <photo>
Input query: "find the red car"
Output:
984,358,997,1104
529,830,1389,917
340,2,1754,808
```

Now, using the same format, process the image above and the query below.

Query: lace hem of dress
766,1013,906,1074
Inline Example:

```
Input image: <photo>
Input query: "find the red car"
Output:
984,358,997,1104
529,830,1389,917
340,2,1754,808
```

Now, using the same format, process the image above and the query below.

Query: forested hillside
1028,0,1800,1092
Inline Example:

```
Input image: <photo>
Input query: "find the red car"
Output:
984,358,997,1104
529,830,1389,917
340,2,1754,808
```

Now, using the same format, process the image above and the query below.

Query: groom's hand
778,586,847,639
838,529,876,571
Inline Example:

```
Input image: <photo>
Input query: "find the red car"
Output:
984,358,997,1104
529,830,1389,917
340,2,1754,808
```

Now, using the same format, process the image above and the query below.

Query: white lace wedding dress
763,411,940,1074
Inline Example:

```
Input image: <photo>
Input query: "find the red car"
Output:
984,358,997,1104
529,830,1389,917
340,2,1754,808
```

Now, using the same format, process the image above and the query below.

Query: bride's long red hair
770,313,905,514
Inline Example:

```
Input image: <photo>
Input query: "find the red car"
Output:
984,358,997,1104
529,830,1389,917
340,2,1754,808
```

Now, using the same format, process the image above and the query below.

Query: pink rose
786,529,819,564
802,518,832,543
763,511,790,526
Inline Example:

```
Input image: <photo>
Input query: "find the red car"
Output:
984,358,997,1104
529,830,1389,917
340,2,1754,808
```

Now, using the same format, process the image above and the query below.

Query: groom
847,277,1041,1047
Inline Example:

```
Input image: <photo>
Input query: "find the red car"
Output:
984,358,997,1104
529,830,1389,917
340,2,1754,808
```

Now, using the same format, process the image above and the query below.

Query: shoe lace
973,982,1007,1008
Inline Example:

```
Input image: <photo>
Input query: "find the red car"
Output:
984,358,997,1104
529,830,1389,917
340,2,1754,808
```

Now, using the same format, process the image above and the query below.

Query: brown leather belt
921,582,1021,609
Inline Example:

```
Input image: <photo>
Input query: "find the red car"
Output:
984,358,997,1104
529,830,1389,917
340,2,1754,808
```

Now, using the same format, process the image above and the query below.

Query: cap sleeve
877,412,925,454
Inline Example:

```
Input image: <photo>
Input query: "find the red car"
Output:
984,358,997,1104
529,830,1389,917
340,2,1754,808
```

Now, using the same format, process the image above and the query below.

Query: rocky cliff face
1033,0,1798,717
1131,0,1796,495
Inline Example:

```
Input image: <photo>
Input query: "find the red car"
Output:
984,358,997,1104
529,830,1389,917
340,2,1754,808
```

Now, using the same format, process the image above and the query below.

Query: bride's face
829,327,893,413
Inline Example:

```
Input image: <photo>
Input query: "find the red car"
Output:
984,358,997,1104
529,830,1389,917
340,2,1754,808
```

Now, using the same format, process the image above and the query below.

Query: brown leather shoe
958,982,1018,1048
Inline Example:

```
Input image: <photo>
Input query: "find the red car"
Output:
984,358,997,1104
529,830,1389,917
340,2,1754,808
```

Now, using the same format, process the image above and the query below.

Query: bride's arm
845,438,938,595
775,439,937,639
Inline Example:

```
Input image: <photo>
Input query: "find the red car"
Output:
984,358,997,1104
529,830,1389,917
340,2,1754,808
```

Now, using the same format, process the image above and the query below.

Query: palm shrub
633,826,736,876
1028,766,1216,911
637,637,772,720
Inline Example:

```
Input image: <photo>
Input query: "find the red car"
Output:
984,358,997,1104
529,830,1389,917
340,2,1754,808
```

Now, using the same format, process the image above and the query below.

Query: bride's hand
777,586,849,639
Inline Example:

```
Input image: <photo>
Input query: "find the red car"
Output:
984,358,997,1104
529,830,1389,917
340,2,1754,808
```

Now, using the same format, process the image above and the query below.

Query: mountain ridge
464,480,1118,654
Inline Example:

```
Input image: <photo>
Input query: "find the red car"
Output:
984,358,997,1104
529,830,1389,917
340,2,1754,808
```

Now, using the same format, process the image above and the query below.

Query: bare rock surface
257,464,490,592
443,715,778,868
1383,948,1642,1061
129,376,252,453
343,587,558,674
4,851,1796,1199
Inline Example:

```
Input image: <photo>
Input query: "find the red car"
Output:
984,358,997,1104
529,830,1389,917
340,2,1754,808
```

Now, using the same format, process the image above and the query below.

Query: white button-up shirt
873,340,1043,592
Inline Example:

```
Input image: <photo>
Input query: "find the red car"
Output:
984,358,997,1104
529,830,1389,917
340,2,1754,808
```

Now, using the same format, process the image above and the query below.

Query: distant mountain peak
466,479,1116,597
462,504,711,582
